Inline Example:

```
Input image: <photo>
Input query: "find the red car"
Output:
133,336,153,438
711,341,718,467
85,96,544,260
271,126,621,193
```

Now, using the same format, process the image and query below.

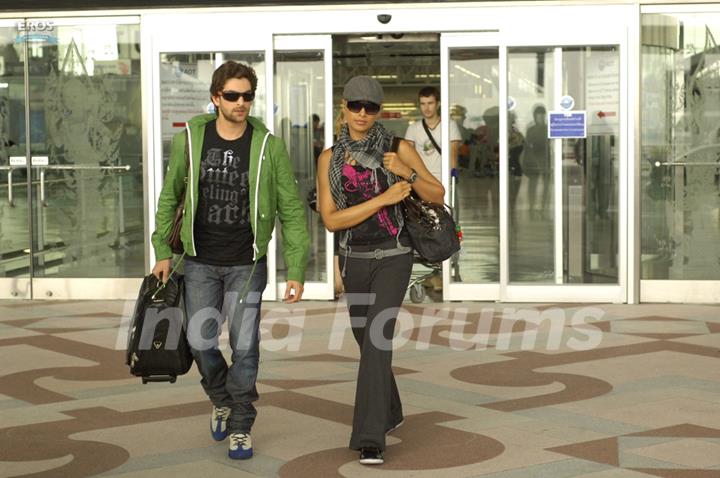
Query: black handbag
126,272,193,384
387,136,460,263
403,195,460,263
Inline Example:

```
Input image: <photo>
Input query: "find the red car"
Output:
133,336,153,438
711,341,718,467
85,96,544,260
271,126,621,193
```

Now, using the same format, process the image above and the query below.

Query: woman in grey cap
316,76,444,465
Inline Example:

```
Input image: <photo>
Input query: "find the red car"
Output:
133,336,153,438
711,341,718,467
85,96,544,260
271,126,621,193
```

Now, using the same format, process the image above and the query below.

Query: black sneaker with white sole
359,447,384,465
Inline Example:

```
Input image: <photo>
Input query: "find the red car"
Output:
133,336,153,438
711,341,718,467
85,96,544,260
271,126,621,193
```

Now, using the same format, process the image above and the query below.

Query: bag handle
151,252,186,300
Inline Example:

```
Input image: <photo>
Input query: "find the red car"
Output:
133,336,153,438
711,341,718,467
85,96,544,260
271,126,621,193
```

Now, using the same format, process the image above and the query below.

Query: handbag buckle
373,249,384,260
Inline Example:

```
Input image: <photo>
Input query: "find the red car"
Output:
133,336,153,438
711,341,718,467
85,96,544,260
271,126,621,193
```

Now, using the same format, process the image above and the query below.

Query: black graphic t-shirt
342,162,402,245
190,121,256,265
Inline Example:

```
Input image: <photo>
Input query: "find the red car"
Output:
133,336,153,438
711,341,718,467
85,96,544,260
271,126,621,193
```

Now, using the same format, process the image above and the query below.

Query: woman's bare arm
383,139,445,204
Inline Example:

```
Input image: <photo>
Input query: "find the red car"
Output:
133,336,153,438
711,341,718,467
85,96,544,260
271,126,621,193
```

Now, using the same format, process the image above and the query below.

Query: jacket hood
185,113,270,134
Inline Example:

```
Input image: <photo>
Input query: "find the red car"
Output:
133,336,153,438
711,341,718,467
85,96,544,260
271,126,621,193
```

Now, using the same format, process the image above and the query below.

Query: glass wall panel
29,20,143,278
448,47,500,283
507,47,555,282
0,23,29,284
274,49,326,283
641,13,720,280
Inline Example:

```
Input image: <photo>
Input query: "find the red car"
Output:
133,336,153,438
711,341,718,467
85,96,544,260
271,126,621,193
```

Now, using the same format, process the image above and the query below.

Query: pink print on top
342,163,398,236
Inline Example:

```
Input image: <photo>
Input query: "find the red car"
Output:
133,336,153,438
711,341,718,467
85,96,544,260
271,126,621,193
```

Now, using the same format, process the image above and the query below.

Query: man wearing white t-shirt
404,86,462,182
404,87,461,293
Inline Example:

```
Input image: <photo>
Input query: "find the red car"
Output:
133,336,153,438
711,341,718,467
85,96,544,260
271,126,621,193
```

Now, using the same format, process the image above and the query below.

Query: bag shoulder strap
177,130,190,206
422,119,442,155
390,136,402,153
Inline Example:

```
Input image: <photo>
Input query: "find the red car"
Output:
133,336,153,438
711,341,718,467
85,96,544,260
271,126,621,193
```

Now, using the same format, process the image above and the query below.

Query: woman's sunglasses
221,90,255,102
346,100,381,115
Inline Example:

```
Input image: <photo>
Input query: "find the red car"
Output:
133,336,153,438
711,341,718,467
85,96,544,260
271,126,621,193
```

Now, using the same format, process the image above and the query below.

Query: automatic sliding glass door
442,29,628,303
442,33,501,301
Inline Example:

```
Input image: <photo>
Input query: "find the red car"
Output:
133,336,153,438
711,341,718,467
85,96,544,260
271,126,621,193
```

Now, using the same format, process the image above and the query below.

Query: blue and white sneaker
228,432,253,460
210,406,231,441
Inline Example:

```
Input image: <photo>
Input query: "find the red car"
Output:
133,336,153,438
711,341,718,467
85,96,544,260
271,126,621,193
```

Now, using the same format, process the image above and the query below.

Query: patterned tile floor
1,299,719,478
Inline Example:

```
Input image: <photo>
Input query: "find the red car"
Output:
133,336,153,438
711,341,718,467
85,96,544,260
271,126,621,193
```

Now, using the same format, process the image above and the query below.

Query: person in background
524,104,551,219
404,86,461,291
404,86,462,182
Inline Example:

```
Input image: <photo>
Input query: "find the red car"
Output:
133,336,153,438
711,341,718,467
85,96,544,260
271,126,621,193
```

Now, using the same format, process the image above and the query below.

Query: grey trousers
342,246,412,451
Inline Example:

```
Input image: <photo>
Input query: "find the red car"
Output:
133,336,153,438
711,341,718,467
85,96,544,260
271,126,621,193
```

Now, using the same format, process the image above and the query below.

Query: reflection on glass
563,47,619,284
449,48,500,283
507,47,555,282
0,24,29,281
274,50,326,283
641,13,720,280
29,21,144,278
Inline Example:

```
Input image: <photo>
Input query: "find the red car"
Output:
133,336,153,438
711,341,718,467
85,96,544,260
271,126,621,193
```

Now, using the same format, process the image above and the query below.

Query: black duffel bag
126,273,193,384
403,194,461,263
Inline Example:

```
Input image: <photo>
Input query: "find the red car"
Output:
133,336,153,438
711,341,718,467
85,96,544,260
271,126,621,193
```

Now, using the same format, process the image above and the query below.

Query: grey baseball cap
343,75,384,105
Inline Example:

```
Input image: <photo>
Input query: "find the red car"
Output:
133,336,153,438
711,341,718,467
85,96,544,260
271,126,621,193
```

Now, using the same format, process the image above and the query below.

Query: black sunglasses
221,90,255,102
346,100,381,115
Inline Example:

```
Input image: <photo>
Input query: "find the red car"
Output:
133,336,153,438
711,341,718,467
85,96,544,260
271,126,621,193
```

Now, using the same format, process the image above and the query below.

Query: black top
341,161,403,246
190,120,256,266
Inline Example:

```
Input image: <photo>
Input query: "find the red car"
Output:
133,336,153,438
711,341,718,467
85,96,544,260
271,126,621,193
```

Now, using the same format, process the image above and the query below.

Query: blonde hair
334,108,346,137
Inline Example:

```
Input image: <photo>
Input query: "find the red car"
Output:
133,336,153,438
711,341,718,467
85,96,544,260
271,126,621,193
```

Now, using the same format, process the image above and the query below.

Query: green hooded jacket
151,114,310,283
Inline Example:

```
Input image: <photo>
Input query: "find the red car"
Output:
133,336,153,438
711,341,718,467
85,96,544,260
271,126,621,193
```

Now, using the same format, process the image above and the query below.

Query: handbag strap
422,119,442,155
390,136,401,154
177,130,190,206
152,131,191,300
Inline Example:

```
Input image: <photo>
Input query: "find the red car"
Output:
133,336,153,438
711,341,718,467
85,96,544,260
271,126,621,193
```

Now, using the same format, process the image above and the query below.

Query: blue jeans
184,259,267,434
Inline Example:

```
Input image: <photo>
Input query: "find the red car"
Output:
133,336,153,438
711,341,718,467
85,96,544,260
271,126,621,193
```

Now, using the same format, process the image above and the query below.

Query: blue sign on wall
548,111,586,139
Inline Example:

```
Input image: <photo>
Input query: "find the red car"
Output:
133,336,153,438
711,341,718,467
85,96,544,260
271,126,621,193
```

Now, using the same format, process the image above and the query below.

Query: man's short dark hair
418,86,440,102
210,61,258,97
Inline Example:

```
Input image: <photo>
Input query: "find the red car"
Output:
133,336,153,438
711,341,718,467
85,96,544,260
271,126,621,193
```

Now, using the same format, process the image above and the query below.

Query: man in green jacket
151,61,309,460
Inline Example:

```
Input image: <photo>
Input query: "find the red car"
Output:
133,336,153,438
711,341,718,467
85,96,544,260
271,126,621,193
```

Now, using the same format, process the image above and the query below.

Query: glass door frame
442,23,631,303
273,34,334,300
